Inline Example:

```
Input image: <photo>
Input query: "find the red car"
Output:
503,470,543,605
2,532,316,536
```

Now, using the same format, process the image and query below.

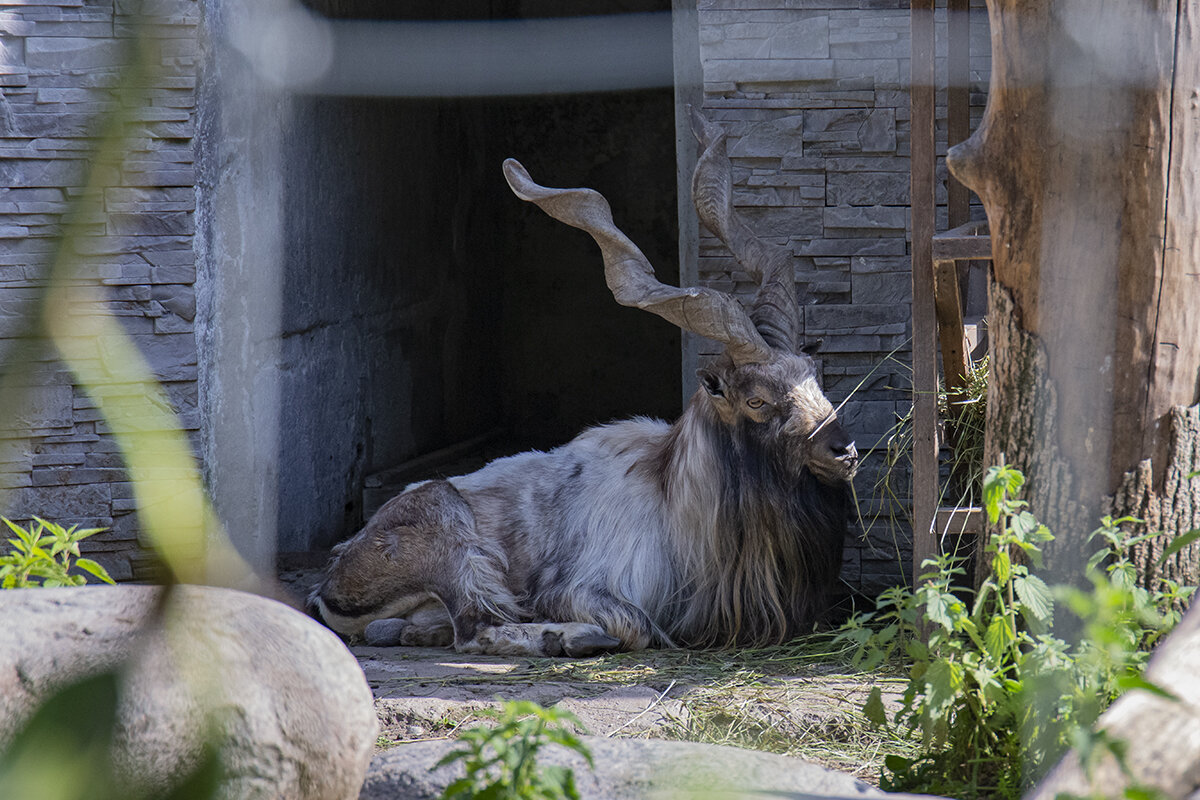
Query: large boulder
0,585,377,800
361,736,923,800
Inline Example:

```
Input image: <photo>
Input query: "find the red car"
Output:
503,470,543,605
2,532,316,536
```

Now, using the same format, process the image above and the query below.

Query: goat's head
698,352,857,484
504,107,857,486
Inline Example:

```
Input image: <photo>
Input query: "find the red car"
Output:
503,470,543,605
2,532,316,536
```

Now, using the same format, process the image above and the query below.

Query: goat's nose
831,440,858,462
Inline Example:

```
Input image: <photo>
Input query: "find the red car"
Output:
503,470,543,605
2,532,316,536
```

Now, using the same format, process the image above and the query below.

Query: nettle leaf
538,765,580,800
434,747,476,769
1110,562,1138,590
984,616,1015,663
924,659,961,718
1011,511,1040,541
1115,673,1179,702
1158,530,1200,565
1014,574,1054,625
924,590,957,631
1123,786,1171,800
863,686,889,728
75,558,116,585
992,549,1012,586
1087,546,1111,575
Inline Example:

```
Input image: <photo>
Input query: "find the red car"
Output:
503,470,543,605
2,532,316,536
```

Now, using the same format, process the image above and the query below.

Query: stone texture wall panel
0,0,198,579
698,0,987,595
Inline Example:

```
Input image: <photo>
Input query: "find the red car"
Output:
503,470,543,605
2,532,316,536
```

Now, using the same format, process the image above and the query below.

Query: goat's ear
697,368,726,398
800,339,823,356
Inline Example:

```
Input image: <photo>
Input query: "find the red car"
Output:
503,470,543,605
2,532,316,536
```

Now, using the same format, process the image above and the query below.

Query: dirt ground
281,566,906,784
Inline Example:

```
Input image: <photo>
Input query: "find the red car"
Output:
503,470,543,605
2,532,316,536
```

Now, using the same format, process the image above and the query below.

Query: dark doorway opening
278,1,679,551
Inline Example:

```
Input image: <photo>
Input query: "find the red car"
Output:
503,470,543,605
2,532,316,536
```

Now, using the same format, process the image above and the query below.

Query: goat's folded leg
363,601,455,647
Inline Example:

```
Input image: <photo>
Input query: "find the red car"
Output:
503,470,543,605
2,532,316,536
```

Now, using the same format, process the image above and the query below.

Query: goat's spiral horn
503,158,774,366
690,107,801,355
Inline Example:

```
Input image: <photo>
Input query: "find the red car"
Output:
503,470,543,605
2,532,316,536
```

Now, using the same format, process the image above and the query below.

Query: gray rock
361,736,906,800
0,585,377,800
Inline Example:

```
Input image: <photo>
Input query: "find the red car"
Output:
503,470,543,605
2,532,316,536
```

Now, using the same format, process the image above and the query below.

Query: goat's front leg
452,618,621,658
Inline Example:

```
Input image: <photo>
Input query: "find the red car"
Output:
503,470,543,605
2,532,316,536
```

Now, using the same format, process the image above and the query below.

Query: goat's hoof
364,618,408,646
543,623,621,657
564,631,622,657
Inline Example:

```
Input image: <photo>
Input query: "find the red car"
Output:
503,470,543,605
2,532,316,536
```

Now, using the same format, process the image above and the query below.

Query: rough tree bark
948,0,1200,590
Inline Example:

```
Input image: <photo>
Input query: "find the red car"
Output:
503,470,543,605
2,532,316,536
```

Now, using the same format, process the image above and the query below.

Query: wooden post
909,0,938,588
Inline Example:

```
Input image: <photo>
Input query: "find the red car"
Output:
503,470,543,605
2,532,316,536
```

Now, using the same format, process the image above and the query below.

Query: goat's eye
746,397,765,409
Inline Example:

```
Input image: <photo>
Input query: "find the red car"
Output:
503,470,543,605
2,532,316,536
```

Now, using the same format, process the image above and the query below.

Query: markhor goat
309,112,859,656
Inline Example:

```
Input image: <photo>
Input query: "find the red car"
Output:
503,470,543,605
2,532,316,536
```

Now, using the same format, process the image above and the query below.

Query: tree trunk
948,0,1200,589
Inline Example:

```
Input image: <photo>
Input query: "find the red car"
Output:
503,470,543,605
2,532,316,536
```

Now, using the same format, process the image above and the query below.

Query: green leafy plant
436,700,593,800
838,464,1192,800
0,517,115,589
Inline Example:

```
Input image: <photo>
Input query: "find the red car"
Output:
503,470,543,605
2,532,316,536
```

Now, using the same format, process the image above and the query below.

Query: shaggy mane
659,400,850,647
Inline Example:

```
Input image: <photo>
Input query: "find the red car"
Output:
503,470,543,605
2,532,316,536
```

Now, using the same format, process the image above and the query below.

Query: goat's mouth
809,454,859,484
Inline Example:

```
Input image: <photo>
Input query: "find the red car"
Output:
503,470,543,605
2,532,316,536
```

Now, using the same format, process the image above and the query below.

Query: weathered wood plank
931,232,992,261
933,258,970,408
910,0,938,588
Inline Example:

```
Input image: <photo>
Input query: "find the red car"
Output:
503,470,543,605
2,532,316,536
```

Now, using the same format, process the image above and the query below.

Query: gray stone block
793,237,907,257
806,302,909,334
727,114,804,158
0,158,87,189
107,211,194,237
734,186,822,206
4,483,111,519
805,108,895,153
832,57,901,87
150,284,194,320
851,255,909,273
25,37,130,70
30,467,125,487
733,206,822,237
705,58,835,84
840,400,902,439
746,172,823,188
152,313,193,334
829,31,907,60
702,17,831,61
0,384,74,432
823,205,906,236
858,108,897,151
853,271,911,304
827,155,909,173
827,170,908,205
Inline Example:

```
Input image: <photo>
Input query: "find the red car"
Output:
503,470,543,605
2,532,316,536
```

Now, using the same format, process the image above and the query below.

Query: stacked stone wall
0,0,198,580
695,0,990,596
